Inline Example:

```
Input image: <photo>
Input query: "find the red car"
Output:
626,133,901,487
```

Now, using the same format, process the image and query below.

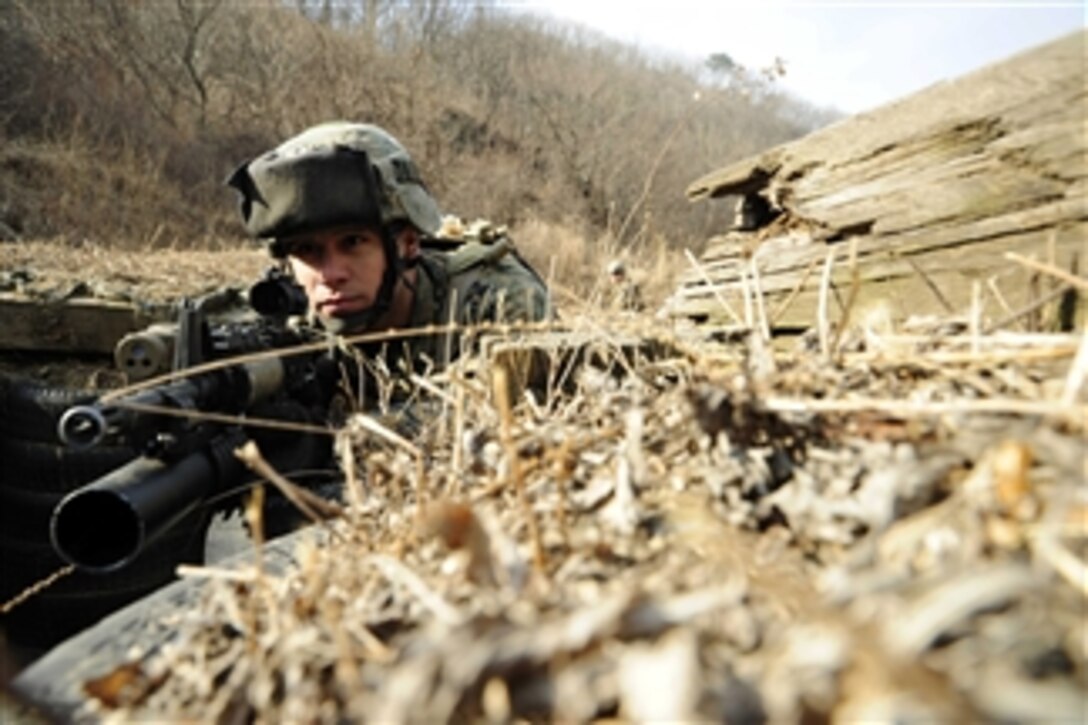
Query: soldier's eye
289,240,322,263
340,234,367,253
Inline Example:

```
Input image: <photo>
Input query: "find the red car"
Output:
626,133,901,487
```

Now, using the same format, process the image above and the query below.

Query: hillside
0,0,834,257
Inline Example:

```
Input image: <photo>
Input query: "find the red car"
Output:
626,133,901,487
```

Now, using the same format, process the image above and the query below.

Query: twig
739,259,754,328
98,319,565,405
450,377,468,494
770,256,819,325
851,344,1078,366
235,440,343,527
1,565,74,614
493,365,548,577
1006,251,1088,293
408,373,456,406
244,479,266,575
983,283,1073,335
1062,332,1088,405
545,255,557,321
615,103,696,248
1060,253,1080,331
176,564,260,582
851,331,1077,350
683,248,744,326
346,411,422,458
970,280,983,355
107,401,333,437
750,257,771,342
904,254,955,313
1028,272,1043,332
818,249,836,359
443,287,458,373
339,430,365,511
552,439,574,550
413,454,428,528
985,276,1017,324
884,564,1033,659
1029,532,1088,598
764,395,1087,420
353,622,396,664
367,554,463,626
829,238,860,356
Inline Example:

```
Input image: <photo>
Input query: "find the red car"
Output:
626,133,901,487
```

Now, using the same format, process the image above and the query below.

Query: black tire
0,483,57,539
0,436,137,493
0,373,99,443
12,526,320,719
1,506,210,651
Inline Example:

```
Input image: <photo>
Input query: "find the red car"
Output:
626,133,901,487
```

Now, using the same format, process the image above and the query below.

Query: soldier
605,259,644,312
225,123,554,534
227,121,551,373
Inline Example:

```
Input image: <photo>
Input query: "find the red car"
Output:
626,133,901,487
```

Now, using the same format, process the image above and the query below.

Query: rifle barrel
51,433,245,572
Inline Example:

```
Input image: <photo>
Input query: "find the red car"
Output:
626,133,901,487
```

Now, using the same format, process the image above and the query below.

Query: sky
516,1,1086,113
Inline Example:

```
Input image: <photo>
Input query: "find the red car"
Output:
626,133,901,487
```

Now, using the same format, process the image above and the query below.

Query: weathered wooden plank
687,32,1086,204
0,294,152,354
687,200,1085,286
670,30,1087,331
680,223,1084,300
671,222,1085,329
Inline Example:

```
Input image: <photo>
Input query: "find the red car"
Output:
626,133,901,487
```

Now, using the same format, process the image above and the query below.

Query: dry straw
6,244,1086,723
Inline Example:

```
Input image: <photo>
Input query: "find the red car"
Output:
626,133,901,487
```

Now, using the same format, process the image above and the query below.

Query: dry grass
1,226,678,315
0,135,236,249
2,232,1084,721
11,248,1086,721
0,238,265,306
512,216,685,312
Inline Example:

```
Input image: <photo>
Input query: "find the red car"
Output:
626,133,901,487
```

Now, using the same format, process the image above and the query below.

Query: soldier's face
282,225,389,321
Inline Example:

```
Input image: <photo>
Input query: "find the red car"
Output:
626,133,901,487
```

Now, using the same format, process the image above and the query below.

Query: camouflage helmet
227,122,443,246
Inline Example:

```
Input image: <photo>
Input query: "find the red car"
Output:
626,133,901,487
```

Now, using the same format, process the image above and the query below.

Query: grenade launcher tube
50,430,247,573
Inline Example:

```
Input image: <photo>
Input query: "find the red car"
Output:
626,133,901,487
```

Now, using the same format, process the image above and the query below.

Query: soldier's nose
319,250,351,284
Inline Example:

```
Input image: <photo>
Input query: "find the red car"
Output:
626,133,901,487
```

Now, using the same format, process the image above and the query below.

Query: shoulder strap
445,238,511,276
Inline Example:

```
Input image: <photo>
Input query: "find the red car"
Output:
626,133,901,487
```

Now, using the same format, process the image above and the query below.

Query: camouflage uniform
606,260,645,313
405,235,550,369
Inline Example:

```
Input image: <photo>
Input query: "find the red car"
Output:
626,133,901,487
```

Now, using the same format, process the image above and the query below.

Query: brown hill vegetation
0,0,835,297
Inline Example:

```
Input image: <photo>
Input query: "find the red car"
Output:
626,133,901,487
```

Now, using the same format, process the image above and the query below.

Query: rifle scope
249,268,308,318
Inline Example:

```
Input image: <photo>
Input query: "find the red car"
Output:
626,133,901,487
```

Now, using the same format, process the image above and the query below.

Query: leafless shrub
2,1,834,251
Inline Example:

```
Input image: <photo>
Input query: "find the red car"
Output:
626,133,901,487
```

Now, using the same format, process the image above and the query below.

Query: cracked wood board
671,30,1086,329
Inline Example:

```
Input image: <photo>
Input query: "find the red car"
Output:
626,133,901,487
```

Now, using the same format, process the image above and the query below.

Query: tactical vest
401,235,550,371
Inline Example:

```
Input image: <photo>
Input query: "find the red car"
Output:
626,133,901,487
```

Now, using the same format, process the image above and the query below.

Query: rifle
49,268,338,573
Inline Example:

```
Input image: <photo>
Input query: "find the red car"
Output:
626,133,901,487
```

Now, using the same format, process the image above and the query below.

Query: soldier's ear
397,226,421,261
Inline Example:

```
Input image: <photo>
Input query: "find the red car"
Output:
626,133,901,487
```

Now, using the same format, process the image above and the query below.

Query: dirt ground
0,238,266,305
0,239,267,387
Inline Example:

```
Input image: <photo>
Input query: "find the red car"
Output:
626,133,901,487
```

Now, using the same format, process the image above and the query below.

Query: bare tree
3,0,829,247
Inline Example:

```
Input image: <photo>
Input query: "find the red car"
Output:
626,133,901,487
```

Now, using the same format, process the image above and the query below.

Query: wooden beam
0,294,152,354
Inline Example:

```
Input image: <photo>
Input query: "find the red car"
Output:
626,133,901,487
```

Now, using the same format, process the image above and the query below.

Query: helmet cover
227,122,443,243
